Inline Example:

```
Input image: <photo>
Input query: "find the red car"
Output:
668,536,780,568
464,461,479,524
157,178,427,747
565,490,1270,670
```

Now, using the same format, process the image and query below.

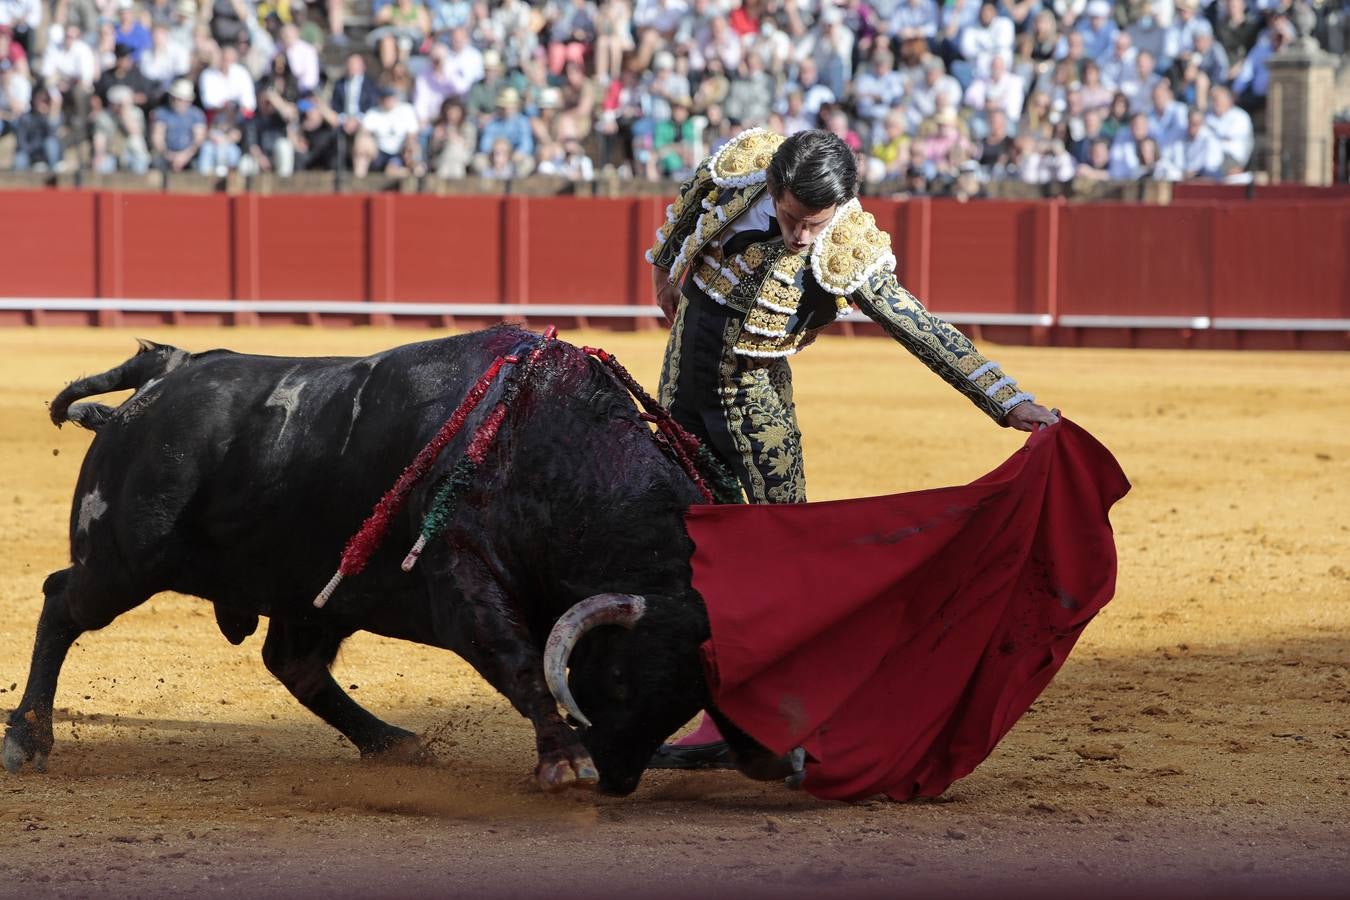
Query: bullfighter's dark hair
766,130,857,210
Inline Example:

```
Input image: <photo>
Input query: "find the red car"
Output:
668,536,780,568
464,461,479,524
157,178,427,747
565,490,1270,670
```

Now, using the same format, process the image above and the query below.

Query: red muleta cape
688,419,1130,802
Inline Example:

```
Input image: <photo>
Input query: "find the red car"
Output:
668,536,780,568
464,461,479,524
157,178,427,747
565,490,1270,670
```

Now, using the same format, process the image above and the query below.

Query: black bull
3,328,792,795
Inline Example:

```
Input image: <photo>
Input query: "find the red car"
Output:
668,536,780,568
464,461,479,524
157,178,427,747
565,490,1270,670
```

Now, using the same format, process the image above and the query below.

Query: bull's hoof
358,728,426,764
3,732,46,775
534,752,599,793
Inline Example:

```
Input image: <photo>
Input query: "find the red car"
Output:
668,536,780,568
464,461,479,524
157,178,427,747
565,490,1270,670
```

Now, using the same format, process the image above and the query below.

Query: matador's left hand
1005,402,1060,432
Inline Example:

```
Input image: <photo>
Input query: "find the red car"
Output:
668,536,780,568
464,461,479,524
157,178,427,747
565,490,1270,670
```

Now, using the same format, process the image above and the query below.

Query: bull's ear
134,338,162,354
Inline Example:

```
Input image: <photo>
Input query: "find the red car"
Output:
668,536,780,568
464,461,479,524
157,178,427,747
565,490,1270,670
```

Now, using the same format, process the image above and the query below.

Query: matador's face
773,191,837,255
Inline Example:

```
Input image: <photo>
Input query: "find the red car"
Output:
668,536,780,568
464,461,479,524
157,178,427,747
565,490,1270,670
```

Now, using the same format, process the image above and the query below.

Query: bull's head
544,593,711,795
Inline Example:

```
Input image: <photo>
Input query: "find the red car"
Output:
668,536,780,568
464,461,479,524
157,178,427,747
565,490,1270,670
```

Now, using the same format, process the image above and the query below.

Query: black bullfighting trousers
657,292,806,505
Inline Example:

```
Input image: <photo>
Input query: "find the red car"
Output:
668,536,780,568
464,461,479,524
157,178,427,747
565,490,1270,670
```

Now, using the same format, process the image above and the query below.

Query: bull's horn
543,593,647,729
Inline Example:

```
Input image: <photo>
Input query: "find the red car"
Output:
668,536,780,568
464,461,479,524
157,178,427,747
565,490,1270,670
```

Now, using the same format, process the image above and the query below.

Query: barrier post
367,195,396,326
229,194,260,325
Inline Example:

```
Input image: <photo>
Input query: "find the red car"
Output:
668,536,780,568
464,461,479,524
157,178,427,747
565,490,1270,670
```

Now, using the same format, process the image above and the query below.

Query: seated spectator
1100,90,1131,143
692,54,730,116
1078,59,1112,111
1076,0,1119,60
915,106,972,180
1146,79,1187,149
44,23,99,96
853,47,906,131
426,96,476,177
1107,111,1150,179
354,85,422,176
331,52,378,136
963,52,1025,123
869,107,913,181
91,84,152,173
476,135,519,179
1020,89,1055,140
198,100,244,174
1215,0,1261,74
0,5,38,61
1170,106,1223,179
1121,50,1161,115
140,23,192,94
723,52,772,125
96,43,153,110
548,0,597,77
593,0,634,83
259,47,301,105
632,0,688,72
482,0,537,70
278,22,321,94
784,56,833,123
12,88,62,171
1098,32,1136,91
114,0,153,61
1163,0,1207,68
1126,0,1167,64
804,7,855,98
1205,84,1252,167
958,1,1016,77
465,48,508,125
780,89,813,135
950,158,985,201
151,78,206,171
700,15,742,75
198,42,256,114
1075,137,1112,181
556,59,599,140
1020,135,1076,184
242,90,294,175
1137,136,1182,181
649,94,696,179
908,55,962,130
441,26,484,100
1028,10,1063,65
976,106,1014,172
889,0,940,43
210,0,250,48
415,41,460,125
476,86,533,173
1232,15,1294,113
1189,25,1228,92
825,108,862,153
1058,29,1087,71
292,95,342,171
367,0,431,71
1070,106,1107,161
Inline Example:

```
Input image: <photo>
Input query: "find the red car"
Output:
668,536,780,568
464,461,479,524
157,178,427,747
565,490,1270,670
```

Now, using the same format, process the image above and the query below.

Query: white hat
168,78,194,101
654,50,674,70
1086,0,1110,18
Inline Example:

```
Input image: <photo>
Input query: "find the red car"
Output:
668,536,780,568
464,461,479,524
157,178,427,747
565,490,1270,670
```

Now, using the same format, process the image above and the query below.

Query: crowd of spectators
0,0,1341,191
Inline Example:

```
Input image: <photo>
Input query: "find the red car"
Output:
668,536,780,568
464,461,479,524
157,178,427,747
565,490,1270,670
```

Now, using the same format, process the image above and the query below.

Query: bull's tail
49,339,189,431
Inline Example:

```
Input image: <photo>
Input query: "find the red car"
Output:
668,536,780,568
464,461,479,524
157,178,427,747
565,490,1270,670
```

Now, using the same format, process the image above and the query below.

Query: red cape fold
688,419,1130,802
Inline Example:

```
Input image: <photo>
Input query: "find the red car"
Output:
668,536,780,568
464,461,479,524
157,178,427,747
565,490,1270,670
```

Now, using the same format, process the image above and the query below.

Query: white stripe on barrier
0,300,1344,333
1211,317,1350,332
841,310,1055,327
1057,315,1213,329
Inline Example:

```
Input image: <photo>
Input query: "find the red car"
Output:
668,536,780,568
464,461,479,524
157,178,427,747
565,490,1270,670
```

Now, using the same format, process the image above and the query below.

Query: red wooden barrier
0,190,1344,349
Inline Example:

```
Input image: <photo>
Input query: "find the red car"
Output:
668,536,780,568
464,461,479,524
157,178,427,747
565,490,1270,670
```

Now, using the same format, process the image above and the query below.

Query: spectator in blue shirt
477,86,534,163
151,77,206,171
114,0,153,61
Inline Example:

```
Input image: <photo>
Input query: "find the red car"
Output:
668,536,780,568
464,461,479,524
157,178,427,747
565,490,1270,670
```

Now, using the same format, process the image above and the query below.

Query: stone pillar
1267,44,1338,185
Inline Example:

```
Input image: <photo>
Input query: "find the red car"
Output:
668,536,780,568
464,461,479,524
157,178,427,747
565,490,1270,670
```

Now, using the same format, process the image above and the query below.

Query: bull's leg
260,618,419,760
4,567,145,774
434,566,597,792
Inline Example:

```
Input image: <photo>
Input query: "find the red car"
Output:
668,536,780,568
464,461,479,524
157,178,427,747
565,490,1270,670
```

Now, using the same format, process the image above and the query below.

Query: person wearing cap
644,128,1057,769
464,48,508,125
94,41,152,109
150,77,206,171
292,93,342,171
475,85,533,173
352,84,422,176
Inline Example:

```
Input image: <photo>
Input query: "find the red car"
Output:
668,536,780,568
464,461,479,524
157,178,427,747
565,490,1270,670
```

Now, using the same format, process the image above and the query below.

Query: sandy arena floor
0,326,1346,898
